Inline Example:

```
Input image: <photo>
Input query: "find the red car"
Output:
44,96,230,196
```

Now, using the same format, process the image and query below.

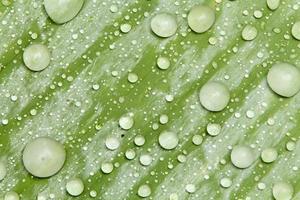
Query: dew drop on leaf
158,131,179,150
267,63,300,97
187,5,215,33
242,25,257,41
23,44,51,72
185,184,196,193
134,135,146,147
120,23,132,33
159,114,169,124
272,182,294,200
257,182,266,190
230,145,255,169
286,141,296,151
22,137,66,178
101,162,114,174
139,154,152,166
125,149,136,160
199,81,230,112
44,0,84,24
151,13,177,38
267,0,280,10
128,73,138,83
192,135,203,146
206,123,221,136
291,21,300,40
66,178,84,196
261,148,278,163
220,177,232,188
110,5,118,13
4,191,19,200
119,114,134,130
105,136,120,150
137,184,151,198
157,56,170,70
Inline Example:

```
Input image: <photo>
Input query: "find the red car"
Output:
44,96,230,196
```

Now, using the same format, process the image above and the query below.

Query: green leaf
0,0,299,199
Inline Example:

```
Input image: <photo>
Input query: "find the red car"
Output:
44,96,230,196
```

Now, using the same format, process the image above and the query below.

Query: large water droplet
66,178,84,196
291,21,300,40
187,5,215,33
272,182,294,200
22,137,66,178
267,0,280,10
230,145,255,169
199,81,230,112
158,131,179,150
151,13,177,38
267,63,300,97
23,44,51,72
137,184,151,198
44,0,84,24
261,148,278,163
242,25,257,41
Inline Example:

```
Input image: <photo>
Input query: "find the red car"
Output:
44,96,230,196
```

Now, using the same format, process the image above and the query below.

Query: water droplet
119,114,134,130
188,5,215,33
177,154,187,163
291,21,300,40
134,135,145,146
4,191,19,200
10,95,17,102
165,94,174,102
23,44,51,72
158,131,179,150
261,148,278,163
1,119,8,125
30,109,37,116
169,193,179,200
185,184,196,193
267,0,280,10
128,73,138,83
258,182,266,190
272,182,294,200
44,0,84,24
110,5,118,13
199,81,230,112
105,136,120,150
89,190,97,198
159,114,169,124
267,63,300,97
137,184,151,197
151,13,177,38
66,178,84,196
125,149,136,160
286,141,296,151
206,123,221,136
92,84,100,91
139,154,152,166
253,10,263,19
242,25,257,41
101,162,114,174
220,177,232,188
230,145,255,169
192,135,203,145
22,137,66,178
37,193,47,200
157,57,170,70
246,110,255,119
120,23,132,33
